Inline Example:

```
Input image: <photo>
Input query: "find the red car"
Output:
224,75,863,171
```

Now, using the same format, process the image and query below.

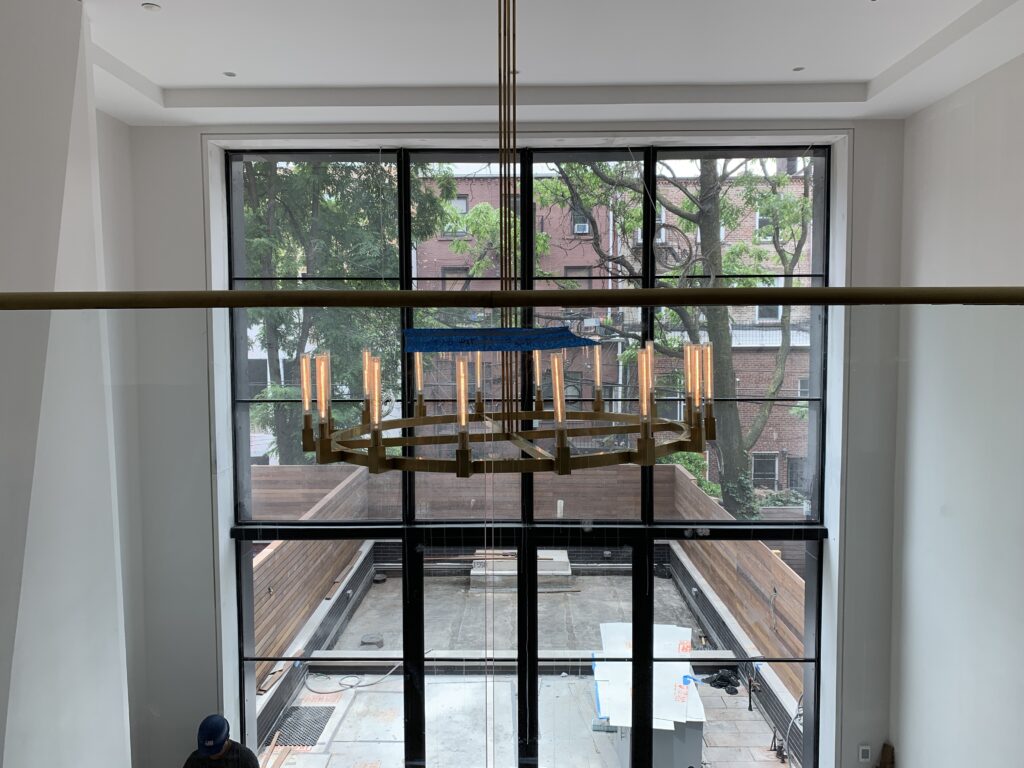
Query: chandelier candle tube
365,356,385,472
593,344,603,412
455,355,471,477
361,348,372,423
300,353,312,414
702,343,714,401
300,353,314,451
414,352,426,417
533,348,544,411
551,352,571,474
315,353,333,463
638,347,651,422
316,353,331,425
691,346,702,409
551,352,566,426
637,347,654,465
474,351,484,414
683,343,696,422
456,355,469,432
369,356,382,429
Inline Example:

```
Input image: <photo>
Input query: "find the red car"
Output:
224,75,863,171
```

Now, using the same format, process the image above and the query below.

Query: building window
752,453,778,489
571,207,590,235
754,208,776,243
757,276,784,322
564,265,593,290
787,456,807,492
797,377,810,398
444,194,470,237
441,265,470,291
634,204,666,245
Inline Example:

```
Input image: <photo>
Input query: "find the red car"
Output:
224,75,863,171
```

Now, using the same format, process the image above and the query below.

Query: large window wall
229,146,829,767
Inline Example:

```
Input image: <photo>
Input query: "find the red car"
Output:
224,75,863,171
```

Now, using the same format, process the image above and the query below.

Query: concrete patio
259,672,785,768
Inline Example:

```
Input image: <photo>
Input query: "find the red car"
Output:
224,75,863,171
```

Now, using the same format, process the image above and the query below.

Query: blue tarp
405,326,598,353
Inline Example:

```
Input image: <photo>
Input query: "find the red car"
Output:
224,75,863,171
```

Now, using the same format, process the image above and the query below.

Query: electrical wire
302,662,402,695
302,648,436,695
783,692,804,763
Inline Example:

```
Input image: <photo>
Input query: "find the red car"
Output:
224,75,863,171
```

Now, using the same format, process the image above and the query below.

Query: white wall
96,110,148,768
128,127,224,765
823,123,905,768
1,6,133,766
894,54,1024,766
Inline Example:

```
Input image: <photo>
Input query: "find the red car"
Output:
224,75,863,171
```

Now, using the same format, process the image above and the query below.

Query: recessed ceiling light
792,66,806,72
223,71,237,78
141,2,161,11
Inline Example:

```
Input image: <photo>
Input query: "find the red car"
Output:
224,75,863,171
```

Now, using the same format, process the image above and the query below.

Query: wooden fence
670,465,806,698
251,465,369,683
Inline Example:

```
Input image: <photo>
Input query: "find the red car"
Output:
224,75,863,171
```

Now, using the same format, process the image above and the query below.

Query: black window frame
226,145,830,767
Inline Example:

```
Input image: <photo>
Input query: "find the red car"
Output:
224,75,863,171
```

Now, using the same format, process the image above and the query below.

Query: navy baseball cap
197,714,230,756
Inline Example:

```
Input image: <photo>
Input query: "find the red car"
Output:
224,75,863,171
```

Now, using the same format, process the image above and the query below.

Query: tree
241,158,453,463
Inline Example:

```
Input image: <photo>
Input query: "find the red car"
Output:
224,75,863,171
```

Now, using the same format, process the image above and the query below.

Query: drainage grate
274,705,334,746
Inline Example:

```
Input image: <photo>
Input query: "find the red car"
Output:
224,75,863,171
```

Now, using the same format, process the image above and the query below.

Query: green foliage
722,472,762,521
449,202,550,279
759,488,808,508
249,383,309,463
657,451,721,498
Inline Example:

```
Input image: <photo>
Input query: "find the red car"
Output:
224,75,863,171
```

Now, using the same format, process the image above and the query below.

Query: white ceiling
85,0,1024,125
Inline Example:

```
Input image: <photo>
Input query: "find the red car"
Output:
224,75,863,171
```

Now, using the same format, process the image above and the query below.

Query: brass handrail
0,286,1023,311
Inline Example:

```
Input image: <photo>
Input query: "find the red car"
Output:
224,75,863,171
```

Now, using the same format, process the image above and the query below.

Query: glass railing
2,294,1019,768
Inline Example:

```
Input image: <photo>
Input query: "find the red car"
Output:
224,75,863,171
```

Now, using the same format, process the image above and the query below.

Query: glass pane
231,292,402,403
329,539,405,655
247,660,405,764
653,152,827,279
532,153,643,282
536,543,633,654
423,545,519,654
230,152,400,279
234,402,401,521
411,155,520,280
645,661,814,768
414,402,522,520
426,668,518,767
424,542,518,765
655,401,820,522
242,536,376,671
413,278,517,331
538,663,631,768
534,465,641,522
540,658,814,768
655,539,818,661
646,304,823,405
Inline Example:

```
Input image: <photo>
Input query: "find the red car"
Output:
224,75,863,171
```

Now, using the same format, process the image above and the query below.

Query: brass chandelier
298,342,716,478
296,0,716,477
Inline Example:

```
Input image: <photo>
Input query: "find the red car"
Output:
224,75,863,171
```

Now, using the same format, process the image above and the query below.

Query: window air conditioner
574,222,589,235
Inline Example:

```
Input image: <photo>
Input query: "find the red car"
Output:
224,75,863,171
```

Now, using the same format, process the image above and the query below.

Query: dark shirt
182,741,260,768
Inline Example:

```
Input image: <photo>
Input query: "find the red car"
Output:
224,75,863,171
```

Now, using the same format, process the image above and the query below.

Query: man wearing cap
183,714,260,767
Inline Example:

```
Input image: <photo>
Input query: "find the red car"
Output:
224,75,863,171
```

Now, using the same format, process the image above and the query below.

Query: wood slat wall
671,466,807,698
247,462,807,697
251,464,363,520
251,466,369,683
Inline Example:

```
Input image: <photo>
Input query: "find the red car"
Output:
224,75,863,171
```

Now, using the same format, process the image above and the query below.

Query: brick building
413,163,816,505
